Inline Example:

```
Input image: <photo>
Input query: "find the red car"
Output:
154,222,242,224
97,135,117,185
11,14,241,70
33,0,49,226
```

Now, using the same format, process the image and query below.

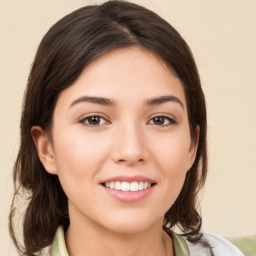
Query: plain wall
1,0,255,254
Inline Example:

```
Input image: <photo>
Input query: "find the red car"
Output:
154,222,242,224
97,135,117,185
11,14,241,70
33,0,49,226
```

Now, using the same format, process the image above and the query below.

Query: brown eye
88,116,101,125
148,116,176,126
80,115,108,126
152,117,165,125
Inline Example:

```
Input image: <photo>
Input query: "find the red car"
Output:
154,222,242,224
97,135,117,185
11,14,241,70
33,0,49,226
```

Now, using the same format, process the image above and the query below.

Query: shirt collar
50,226,190,256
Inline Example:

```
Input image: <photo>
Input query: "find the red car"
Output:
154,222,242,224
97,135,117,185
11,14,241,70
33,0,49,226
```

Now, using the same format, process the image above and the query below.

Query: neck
65,215,174,256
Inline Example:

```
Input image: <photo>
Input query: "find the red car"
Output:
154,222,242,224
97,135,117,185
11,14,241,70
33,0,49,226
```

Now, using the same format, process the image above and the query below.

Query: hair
9,1,207,255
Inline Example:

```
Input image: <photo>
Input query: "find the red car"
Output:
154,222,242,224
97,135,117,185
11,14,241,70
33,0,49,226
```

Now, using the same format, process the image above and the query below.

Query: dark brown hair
9,1,207,255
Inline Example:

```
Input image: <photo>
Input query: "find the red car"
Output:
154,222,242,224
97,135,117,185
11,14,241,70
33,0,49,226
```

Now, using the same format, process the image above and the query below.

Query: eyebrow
145,95,184,109
69,96,115,108
69,95,184,109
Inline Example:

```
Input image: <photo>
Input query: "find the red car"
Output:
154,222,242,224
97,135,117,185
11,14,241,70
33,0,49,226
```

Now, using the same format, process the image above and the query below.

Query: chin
100,212,162,235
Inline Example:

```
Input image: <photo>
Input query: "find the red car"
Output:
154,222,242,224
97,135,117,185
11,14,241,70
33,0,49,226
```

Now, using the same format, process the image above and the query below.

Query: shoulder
185,233,244,256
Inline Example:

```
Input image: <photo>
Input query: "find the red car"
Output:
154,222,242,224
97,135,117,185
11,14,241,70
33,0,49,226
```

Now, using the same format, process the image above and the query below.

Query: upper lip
100,175,156,184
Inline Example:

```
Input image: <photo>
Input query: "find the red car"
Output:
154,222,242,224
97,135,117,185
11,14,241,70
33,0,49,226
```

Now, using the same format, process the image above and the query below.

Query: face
33,47,198,235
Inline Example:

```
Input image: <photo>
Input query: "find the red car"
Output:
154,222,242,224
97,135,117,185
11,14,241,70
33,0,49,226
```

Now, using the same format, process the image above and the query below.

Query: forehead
56,47,187,110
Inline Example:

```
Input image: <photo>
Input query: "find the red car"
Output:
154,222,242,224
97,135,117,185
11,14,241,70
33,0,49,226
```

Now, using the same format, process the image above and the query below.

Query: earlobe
31,126,57,175
187,126,200,171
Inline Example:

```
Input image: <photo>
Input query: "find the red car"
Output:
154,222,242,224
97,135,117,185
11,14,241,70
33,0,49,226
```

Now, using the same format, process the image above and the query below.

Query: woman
9,1,243,255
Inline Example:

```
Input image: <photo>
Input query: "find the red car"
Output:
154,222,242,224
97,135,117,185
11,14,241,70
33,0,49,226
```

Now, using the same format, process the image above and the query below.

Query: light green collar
50,226,190,256
50,226,69,256
170,231,190,256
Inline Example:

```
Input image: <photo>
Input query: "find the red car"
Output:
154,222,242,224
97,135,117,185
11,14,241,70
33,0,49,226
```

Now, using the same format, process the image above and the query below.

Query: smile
100,175,156,202
103,181,153,192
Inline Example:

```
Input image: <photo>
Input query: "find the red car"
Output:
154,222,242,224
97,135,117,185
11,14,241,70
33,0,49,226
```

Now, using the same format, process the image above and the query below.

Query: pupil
89,116,100,125
154,117,164,125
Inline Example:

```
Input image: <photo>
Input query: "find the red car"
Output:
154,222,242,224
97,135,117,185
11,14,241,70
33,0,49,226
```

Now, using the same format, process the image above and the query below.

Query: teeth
121,182,129,191
115,181,121,190
130,182,138,191
138,182,144,191
104,181,153,192
143,182,148,189
110,182,115,189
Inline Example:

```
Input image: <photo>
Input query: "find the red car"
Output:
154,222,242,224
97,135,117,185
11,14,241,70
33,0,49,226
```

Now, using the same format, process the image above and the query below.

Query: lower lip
101,185,155,203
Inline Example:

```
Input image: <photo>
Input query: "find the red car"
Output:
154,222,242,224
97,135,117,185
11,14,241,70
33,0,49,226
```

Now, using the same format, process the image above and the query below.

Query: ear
31,126,57,175
186,126,200,171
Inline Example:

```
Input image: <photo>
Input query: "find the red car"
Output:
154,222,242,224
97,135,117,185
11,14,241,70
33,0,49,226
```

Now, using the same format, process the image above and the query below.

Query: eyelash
79,114,109,127
79,114,176,127
147,115,176,126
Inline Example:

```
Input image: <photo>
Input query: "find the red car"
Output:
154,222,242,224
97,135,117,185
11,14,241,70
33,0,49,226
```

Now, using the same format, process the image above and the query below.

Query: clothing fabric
185,233,244,256
48,226,244,256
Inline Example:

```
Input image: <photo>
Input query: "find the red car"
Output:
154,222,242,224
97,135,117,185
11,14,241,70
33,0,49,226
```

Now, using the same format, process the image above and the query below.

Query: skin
32,47,198,256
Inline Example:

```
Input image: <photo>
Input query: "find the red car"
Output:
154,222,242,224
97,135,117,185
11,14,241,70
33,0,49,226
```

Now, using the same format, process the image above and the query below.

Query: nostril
117,158,145,163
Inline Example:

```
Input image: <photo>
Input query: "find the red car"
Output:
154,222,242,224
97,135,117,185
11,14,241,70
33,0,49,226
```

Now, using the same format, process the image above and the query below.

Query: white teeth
103,181,153,192
121,182,130,191
130,182,139,191
138,182,144,191
143,182,149,189
115,181,121,190
110,181,115,189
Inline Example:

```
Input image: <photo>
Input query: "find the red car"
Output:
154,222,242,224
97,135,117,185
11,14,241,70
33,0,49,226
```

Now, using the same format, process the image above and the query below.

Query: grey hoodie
185,233,244,256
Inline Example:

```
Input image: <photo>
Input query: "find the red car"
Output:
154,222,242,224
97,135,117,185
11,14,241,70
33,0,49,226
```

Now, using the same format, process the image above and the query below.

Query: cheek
51,130,111,208
150,131,191,200
152,131,191,172
52,129,110,182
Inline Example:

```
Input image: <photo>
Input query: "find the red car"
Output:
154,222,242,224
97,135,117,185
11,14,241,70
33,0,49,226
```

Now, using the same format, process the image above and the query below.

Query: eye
80,115,108,126
148,116,176,126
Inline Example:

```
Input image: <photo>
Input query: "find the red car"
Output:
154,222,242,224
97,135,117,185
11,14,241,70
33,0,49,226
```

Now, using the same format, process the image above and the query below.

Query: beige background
1,0,255,254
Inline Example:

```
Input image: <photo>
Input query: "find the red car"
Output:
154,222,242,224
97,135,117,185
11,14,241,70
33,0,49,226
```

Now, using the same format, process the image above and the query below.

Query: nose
111,123,148,165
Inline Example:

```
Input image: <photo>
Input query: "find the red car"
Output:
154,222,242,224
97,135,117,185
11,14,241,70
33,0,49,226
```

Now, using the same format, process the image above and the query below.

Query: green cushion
228,235,256,256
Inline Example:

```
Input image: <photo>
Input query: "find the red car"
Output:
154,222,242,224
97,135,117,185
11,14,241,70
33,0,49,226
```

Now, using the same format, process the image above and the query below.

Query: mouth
101,181,156,192
100,176,156,202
